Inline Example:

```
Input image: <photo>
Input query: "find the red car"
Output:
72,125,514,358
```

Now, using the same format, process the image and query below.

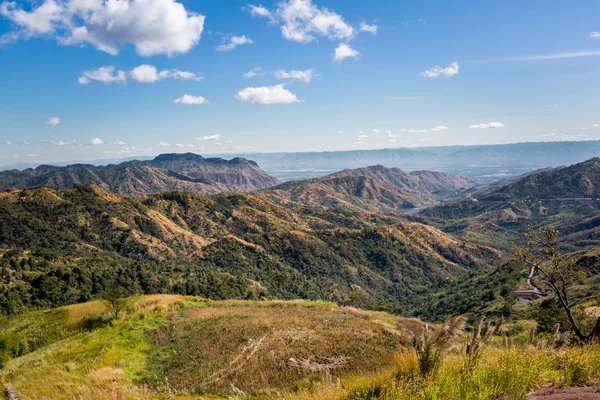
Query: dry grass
142,300,424,396
290,345,600,400
64,300,109,328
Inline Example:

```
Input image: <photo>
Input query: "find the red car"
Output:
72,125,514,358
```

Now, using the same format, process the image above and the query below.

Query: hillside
417,158,600,251
265,175,426,212
329,165,481,195
264,165,480,213
0,296,424,399
0,153,280,195
0,184,500,314
485,157,600,200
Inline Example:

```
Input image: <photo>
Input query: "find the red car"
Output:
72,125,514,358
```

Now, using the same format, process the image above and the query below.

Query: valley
1,152,599,400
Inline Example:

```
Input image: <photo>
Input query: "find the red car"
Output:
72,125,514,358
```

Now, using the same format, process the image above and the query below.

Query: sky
1,0,600,166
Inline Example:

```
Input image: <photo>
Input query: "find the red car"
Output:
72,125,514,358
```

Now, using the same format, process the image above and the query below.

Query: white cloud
174,94,209,105
44,116,60,126
430,125,449,132
216,35,254,52
20,141,30,145
489,51,600,62
421,137,432,142
130,64,201,83
590,32,600,39
421,62,459,78
333,43,359,62
50,140,76,146
0,0,205,57
78,66,126,84
275,69,315,83
385,130,398,139
158,142,171,147
360,22,378,35
358,134,368,139
244,67,266,78
470,122,505,129
372,129,380,134
89,138,104,145
548,104,559,108
407,129,428,133
246,4,274,21
236,84,302,104
195,134,221,141
247,0,354,43
3,141,12,145
591,124,600,128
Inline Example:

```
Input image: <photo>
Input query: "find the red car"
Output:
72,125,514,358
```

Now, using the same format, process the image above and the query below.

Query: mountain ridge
0,153,280,195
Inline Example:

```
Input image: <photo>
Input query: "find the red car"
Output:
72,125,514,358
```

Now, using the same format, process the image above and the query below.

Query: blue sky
1,0,600,165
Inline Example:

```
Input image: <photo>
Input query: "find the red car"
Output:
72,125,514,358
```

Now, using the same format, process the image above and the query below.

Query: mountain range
264,165,481,212
1,153,599,323
0,153,280,195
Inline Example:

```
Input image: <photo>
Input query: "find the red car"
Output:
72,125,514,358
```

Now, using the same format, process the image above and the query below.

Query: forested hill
263,165,481,212
0,153,280,195
417,158,600,251
0,184,500,314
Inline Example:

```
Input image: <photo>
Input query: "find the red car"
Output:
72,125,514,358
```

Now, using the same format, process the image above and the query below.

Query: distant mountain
329,165,481,194
264,165,480,212
418,158,600,251
265,175,425,212
482,157,600,200
228,141,600,180
0,153,280,195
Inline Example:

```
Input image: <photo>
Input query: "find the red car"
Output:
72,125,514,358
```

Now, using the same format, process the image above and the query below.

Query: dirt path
528,386,600,399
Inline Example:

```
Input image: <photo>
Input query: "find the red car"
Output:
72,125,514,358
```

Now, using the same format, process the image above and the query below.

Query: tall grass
298,345,600,400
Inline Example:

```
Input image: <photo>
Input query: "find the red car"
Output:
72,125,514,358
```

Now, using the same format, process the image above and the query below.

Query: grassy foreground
1,295,599,399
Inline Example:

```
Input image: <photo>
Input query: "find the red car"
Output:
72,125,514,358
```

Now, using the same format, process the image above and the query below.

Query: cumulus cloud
216,35,254,52
333,43,359,62
130,64,202,83
246,4,274,21
591,124,600,128
195,134,221,141
3,141,12,145
421,137,432,142
470,122,505,129
0,0,205,57
246,0,353,43
360,22,378,35
89,138,104,145
590,31,600,39
373,129,380,134
236,84,302,104
385,130,398,139
407,129,428,133
421,62,459,78
44,116,60,126
112,140,127,145
275,69,315,83
158,142,171,147
78,66,126,84
174,94,209,104
430,125,449,132
244,67,266,78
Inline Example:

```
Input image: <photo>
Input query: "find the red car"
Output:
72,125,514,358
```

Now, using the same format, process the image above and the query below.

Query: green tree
515,227,600,342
